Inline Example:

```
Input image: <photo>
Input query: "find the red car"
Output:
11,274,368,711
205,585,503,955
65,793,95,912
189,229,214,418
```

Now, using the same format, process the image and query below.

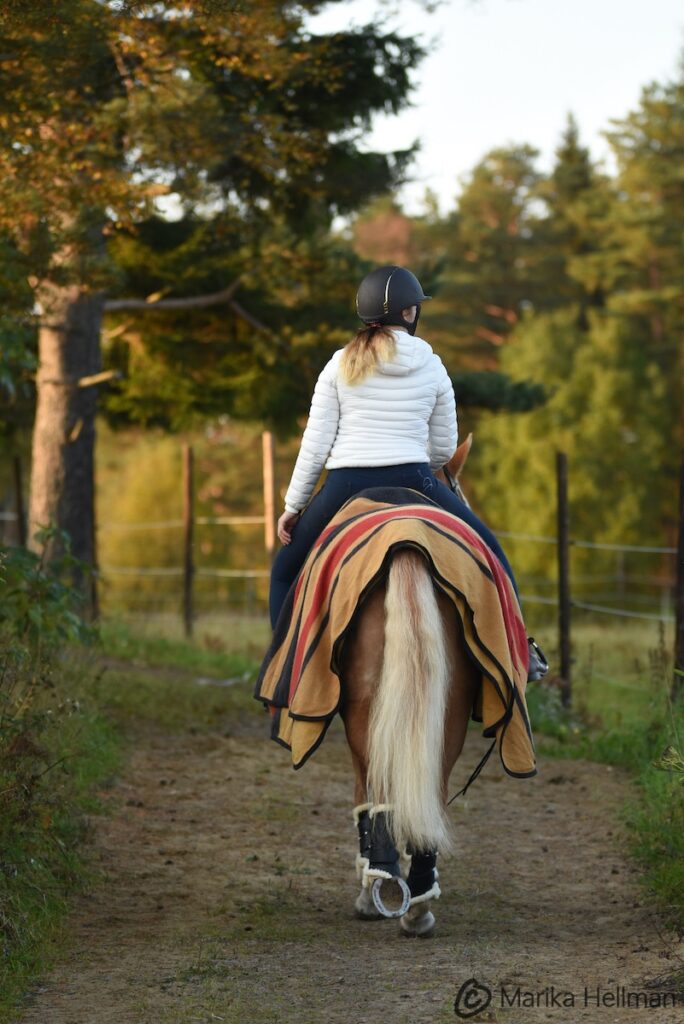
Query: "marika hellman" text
500,985,678,1009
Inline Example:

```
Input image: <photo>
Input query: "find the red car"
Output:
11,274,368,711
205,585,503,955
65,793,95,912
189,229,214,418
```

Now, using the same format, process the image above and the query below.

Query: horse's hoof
354,888,383,920
400,909,436,938
355,905,384,921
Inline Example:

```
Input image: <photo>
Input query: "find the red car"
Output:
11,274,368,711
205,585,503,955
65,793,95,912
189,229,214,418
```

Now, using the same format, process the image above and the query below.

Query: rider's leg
268,478,348,628
268,463,435,628
413,469,549,679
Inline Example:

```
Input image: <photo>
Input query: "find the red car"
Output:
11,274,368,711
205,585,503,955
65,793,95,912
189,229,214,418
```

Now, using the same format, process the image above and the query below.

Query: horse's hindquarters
341,548,479,934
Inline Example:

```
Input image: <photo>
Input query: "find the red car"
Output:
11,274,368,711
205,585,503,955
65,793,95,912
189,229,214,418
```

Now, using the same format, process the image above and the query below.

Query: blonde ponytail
339,325,397,385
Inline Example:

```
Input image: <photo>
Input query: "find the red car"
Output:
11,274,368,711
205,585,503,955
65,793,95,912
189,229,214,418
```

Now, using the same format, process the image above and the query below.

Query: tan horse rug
255,487,536,783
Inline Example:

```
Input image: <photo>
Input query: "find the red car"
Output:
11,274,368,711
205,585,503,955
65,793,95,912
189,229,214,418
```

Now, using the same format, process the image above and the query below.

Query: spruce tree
533,113,612,323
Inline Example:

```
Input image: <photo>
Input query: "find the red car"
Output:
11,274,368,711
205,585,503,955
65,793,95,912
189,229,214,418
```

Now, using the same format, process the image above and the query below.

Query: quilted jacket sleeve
428,356,458,471
284,357,340,513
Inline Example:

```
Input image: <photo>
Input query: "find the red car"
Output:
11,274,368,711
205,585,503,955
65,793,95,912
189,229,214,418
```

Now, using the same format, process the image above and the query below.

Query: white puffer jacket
284,330,458,513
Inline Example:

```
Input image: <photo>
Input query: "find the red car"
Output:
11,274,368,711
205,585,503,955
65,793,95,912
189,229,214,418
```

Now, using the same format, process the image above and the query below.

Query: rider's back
328,330,454,467
285,329,456,514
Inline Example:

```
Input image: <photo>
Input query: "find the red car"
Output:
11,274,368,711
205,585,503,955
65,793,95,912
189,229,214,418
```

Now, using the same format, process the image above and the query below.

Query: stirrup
527,636,549,681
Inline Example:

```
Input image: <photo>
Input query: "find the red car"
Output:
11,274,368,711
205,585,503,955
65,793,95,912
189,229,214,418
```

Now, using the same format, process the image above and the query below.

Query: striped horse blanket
255,487,536,781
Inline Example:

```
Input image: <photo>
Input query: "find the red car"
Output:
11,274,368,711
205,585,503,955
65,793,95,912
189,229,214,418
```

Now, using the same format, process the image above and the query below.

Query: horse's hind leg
343,695,384,920
440,595,480,800
340,585,394,920
401,593,479,939
400,849,440,937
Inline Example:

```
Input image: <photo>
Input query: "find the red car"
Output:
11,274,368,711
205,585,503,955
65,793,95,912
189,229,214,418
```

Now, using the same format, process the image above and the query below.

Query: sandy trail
17,693,684,1024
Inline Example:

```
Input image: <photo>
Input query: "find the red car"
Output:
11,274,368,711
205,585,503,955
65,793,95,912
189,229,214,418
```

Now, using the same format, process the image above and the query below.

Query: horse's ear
446,433,473,480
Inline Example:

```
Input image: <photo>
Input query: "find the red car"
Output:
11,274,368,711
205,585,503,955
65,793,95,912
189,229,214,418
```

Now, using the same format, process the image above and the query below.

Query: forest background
0,0,681,624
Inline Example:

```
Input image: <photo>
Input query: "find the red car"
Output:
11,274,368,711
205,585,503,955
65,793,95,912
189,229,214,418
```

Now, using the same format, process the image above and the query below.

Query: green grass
0,616,268,1023
0,659,122,1023
525,617,675,725
90,614,265,733
526,620,684,944
97,612,268,678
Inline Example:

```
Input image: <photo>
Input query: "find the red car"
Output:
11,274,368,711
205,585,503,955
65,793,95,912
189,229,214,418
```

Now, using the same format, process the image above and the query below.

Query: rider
269,265,548,680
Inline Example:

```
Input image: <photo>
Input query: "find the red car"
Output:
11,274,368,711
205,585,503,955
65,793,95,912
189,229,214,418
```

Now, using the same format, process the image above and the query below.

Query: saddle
255,486,536,780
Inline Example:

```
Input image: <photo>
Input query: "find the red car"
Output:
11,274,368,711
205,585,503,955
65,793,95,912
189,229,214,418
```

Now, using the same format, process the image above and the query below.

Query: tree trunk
29,281,104,616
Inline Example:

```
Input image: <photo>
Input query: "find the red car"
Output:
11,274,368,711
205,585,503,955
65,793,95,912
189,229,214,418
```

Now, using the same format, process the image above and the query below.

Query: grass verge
1,616,264,1024
526,624,684,946
0,656,121,1023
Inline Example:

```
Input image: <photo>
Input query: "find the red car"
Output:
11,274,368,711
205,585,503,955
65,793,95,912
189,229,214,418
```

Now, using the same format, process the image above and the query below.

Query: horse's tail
367,548,452,855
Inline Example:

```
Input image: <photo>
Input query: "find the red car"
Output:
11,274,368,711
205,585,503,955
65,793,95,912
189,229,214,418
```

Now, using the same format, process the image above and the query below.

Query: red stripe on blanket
288,505,527,700
292,516,344,609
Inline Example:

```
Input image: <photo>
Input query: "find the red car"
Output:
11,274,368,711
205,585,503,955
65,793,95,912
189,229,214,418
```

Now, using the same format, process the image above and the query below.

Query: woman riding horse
266,266,544,937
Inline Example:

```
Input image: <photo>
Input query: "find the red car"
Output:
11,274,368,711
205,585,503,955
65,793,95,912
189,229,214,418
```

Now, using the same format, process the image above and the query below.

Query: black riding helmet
356,265,431,337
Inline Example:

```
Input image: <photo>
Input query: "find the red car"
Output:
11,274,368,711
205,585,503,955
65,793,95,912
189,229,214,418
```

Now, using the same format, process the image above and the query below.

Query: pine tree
101,216,370,434
0,0,424,600
473,62,684,583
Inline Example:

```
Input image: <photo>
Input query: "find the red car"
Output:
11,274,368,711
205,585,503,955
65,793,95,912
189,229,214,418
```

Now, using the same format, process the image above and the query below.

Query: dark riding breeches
268,462,520,628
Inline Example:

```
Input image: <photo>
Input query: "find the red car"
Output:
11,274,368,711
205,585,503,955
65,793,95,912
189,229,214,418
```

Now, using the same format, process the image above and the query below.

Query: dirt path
17,690,684,1024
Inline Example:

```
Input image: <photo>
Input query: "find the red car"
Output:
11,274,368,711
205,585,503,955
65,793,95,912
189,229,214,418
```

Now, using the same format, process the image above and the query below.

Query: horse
338,435,482,938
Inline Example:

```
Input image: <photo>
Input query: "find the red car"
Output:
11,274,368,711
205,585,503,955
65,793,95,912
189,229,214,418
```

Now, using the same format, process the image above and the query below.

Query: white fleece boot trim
409,880,441,906
352,802,372,825
364,867,396,883
368,803,393,818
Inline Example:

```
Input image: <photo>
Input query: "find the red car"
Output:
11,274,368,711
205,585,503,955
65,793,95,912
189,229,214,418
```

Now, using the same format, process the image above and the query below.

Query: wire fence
1,505,677,622
3,445,682,706
95,521,677,621
497,521,677,625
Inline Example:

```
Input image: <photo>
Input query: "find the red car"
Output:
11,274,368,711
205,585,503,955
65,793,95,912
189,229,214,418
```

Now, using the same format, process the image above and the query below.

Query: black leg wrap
356,808,372,862
368,810,400,878
407,849,439,901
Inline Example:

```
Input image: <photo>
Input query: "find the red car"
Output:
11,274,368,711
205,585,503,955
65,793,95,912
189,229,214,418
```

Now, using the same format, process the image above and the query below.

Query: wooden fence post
262,431,276,566
673,449,684,701
182,443,194,638
12,456,26,547
556,451,572,705
89,482,99,623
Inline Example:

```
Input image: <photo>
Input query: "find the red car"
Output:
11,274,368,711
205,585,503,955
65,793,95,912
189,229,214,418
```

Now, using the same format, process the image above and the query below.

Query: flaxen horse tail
367,548,453,855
